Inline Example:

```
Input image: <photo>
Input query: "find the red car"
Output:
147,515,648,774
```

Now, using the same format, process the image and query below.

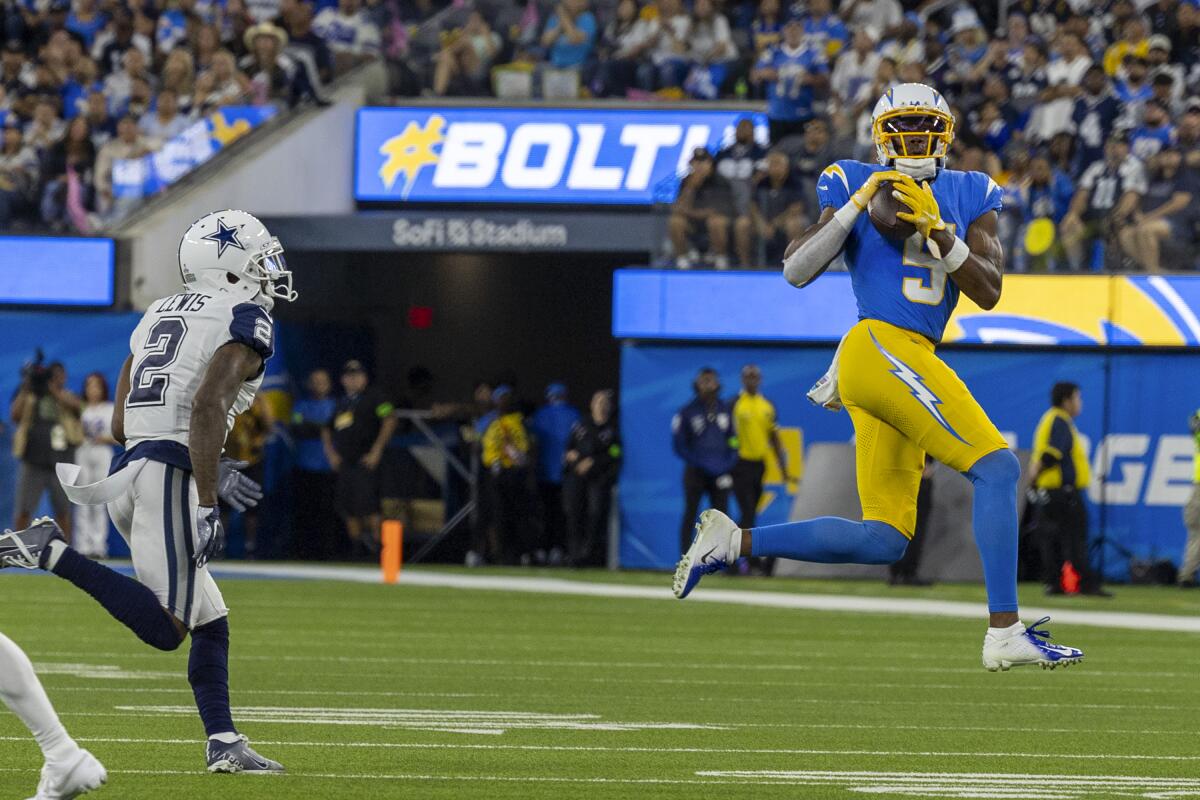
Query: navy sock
189,617,236,737
50,548,184,651
964,449,1021,613
752,518,909,564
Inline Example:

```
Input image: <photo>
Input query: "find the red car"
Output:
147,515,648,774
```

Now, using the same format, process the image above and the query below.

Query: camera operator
9,359,83,538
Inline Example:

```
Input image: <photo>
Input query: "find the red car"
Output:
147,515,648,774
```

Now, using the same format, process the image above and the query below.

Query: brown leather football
868,181,917,242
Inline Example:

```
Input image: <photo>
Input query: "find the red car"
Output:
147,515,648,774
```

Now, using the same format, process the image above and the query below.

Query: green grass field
2,566,1199,799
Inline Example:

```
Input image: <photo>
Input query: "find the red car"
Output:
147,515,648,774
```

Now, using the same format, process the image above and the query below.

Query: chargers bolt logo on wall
358,107,768,205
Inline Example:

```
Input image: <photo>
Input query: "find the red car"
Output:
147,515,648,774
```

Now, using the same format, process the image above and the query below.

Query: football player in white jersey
0,209,294,775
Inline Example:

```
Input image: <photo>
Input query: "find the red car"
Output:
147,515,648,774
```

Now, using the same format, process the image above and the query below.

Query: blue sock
189,617,236,738
751,518,909,564
50,547,185,651
963,449,1021,613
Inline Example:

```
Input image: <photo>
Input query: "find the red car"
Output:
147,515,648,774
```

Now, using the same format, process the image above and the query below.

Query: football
868,181,918,241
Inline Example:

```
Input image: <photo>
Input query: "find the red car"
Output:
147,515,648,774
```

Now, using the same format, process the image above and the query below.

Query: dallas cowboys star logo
201,218,245,258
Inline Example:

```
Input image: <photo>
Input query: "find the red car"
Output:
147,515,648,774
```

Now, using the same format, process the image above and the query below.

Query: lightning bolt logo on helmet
870,83,955,182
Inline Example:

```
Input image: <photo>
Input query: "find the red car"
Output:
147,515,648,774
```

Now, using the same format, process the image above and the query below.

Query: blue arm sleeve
229,303,274,370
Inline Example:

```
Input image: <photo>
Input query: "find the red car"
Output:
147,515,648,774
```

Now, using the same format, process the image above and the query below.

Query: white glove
217,458,263,513
194,506,225,568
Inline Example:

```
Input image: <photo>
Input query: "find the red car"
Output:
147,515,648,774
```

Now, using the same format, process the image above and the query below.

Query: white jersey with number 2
122,290,274,450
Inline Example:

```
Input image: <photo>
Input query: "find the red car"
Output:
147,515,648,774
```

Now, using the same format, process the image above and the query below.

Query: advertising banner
614,271,1200,347
355,106,767,204
619,343,1200,579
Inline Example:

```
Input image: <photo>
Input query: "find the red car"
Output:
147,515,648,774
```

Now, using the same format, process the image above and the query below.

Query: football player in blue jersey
674,83,1084,671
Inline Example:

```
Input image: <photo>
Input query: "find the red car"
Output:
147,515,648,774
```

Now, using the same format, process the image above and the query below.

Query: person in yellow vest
481,385,538,564
732,365,790,575
1180,410,1200,588
1029,382,1111,598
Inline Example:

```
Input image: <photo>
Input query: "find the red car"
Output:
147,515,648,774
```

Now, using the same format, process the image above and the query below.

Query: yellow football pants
837,319,1009,537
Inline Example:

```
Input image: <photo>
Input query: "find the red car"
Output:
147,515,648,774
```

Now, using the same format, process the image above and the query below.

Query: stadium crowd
0,0,376,230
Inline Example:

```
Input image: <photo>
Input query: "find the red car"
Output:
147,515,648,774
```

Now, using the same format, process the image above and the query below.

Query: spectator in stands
1036,32,1091,144
540,0,596,94
194,24,222,73
798,0,846,60
530,382,579,564
81,92,112,147
291,368,339,560
1104,15,1150,77
313,0,381,75
322,359,397,557
1181,102,1200,171
481,385,538,564
749,0,782,58
156,0,198,57
24,97,64,152
1118,145,1197,273
830,28,879,117
0,119,37,227
592,0,648,97
562,389,621,567
94,113,150,220
640,0,690,91
740,148,804,266
1131,99,1177,161
62,58,101,120
1071,65,1122,177
1012,153,1074,272
683,0,736,100
841,0,901,41
9,361,81,541
752,11,828,142
715,116,764,251
102,47,149,116
1061,131,1146,270
283,4,334,87
431,10,500,97
39,115,95,228
66,0,106,50
669,146,734,269
194,49,252,111
672,366,736,554
161,49,197,107
241,21,305,104
1115,54,1153,117
138,88,190,142
73,372,114,559
94,12,150,77
786,117,835,203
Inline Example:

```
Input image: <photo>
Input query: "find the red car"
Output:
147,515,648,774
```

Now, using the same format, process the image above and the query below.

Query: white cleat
672,509,740,599
27,749,107,799
982,616,1084,672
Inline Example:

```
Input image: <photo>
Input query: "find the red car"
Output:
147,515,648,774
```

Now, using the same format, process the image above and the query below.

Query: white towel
807,332,849,412
56,460,146,506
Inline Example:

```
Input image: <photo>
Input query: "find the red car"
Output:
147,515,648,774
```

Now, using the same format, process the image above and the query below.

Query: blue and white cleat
982,616,1084,672
206,735,285,774
0,517,64,570
27,748,107,799
673,509,740,599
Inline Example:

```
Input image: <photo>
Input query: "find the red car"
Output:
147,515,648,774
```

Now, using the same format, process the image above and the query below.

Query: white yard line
1,735,1197,762
203,563,1200,634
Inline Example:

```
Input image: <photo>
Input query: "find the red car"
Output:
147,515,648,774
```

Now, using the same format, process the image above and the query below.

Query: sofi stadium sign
354,107,767,204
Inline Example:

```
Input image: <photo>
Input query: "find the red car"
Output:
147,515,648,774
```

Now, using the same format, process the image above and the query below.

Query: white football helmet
177,209,297,306
871,83,955,180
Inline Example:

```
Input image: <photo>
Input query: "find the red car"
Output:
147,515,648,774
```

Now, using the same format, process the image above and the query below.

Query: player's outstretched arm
929,210,1004,310
112,355,132,446
189,342,264,506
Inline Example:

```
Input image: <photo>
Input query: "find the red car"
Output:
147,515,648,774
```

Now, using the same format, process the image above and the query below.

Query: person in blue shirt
800,0,847,59
530,382,581,562
672,367,737,553
65,0,108,49
290,369,339,559
1014,154,1074,271
1114,54,1152,109
540,0,596,70
1130,99,1176,161
751,11,829,142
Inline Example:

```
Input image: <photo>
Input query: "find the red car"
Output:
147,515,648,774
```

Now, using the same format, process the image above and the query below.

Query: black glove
194,506,225,568
217,458,263,513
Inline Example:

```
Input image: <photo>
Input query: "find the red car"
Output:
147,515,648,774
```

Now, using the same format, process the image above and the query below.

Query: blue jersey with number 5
815,160,1002,343
123,290,274,450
